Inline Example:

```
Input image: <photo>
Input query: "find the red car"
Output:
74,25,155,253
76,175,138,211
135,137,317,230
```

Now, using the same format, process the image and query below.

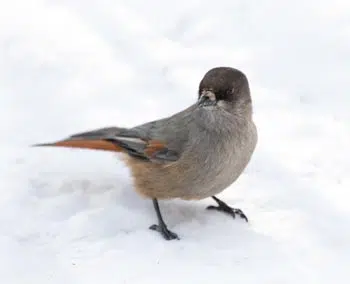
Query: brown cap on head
198,67,251,104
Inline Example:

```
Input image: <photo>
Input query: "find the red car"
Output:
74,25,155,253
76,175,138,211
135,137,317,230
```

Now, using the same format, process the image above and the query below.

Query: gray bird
33,66,258,240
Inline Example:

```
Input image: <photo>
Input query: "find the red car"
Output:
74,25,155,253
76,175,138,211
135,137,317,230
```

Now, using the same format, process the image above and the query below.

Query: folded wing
33,126,180,163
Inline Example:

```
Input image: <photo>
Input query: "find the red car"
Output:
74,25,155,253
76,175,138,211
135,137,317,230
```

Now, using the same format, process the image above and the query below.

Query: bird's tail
32,127,125,152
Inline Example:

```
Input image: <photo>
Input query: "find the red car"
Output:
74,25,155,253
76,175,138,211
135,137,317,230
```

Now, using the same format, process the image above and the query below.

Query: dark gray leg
149,198,180,240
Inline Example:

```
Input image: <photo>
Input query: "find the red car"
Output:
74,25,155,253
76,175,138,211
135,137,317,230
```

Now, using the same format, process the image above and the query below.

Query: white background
1,0,349,283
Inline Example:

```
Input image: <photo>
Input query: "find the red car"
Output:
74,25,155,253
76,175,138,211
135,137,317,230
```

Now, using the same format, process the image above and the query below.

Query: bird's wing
32,122,184,163
33,103,197,163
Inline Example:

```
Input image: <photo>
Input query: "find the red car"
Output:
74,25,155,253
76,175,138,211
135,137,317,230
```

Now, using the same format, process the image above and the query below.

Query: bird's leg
149,198,179,240
206,196,248,222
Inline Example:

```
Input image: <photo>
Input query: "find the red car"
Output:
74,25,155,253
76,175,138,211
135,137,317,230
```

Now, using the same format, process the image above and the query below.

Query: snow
1,0,350,283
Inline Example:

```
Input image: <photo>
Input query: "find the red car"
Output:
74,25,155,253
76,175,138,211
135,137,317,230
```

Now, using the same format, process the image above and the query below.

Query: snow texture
1,0,349,283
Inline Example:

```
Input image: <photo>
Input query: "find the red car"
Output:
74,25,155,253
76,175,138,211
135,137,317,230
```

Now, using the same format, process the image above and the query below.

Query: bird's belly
180,157,244,200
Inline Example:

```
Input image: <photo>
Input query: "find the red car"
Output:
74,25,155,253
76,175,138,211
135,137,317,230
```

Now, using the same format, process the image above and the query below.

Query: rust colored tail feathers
32,127,180,163
32,127,125,153
33,138,123,152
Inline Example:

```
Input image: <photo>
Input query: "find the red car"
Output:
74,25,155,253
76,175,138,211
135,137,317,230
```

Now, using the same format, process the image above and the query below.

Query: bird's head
197,67,252,114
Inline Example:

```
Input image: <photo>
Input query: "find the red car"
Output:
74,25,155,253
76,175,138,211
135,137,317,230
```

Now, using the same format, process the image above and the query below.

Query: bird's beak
198,91,217,107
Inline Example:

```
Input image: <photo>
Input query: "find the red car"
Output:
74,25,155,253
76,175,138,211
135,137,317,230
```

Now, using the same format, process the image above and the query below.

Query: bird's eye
226,88,234,96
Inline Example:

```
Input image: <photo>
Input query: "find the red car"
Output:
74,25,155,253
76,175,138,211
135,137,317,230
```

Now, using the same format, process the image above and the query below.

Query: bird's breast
177,119,257,199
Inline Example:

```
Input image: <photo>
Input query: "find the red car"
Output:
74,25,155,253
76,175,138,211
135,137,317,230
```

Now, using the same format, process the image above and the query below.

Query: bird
33,66,258,240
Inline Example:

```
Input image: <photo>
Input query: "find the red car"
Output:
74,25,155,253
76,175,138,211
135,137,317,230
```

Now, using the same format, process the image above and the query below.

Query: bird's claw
207,204,248,222
149,224,180,240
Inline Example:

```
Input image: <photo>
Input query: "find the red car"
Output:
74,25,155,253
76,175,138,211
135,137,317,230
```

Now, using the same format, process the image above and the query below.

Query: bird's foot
207,196,248,222
149,223,180,240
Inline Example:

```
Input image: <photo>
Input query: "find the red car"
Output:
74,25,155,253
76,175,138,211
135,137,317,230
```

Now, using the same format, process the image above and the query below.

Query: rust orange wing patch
143,140,179,162
144,140,167,157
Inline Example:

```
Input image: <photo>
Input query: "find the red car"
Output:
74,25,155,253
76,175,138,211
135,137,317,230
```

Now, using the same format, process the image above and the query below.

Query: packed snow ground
1,0,350,283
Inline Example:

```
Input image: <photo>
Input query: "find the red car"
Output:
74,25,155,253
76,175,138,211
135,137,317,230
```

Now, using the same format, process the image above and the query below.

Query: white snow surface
1,0,350,283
